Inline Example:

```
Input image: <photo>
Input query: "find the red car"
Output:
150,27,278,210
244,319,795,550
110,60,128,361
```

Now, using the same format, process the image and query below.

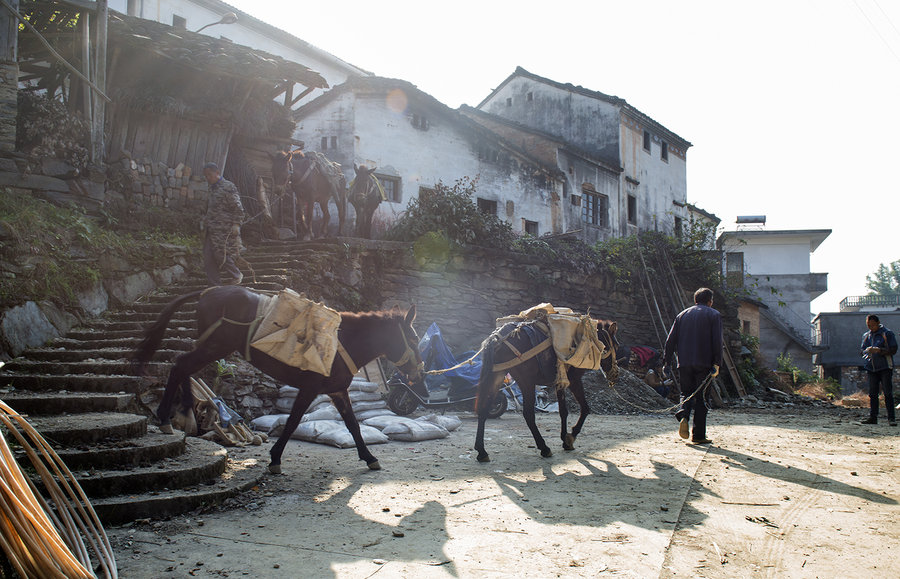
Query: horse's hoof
159,424,174,435
268,463,282,475
477,453,491,463
563,434,575,451
367,460,381,471
540,448,553,458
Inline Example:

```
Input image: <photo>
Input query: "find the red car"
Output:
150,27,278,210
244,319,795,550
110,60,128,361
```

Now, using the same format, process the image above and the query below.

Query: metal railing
840,294,900,312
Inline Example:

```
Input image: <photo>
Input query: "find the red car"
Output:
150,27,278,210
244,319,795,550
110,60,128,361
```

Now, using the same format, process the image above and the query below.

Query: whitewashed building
475,67,694,245
718,226,831,371
108,0,368,105
293,76,566,238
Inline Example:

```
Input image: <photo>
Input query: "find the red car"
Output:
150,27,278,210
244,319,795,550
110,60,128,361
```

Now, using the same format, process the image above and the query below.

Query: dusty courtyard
108,405,899,578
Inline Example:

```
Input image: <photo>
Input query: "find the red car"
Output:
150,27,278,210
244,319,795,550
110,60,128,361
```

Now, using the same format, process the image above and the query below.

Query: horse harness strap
493,338,552,373
336,342,358,376
294,162,316,186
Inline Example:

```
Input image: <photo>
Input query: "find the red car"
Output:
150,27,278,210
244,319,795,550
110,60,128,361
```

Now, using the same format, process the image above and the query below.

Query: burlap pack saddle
249,289,342,376
496,303,608,388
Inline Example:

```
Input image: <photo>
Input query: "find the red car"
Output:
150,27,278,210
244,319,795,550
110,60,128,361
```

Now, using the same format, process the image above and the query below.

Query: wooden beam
0,0,17,62
290,85,315,107
91,0,107,163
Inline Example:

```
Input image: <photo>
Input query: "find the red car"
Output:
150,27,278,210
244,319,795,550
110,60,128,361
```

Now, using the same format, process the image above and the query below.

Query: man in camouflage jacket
201,162,244,286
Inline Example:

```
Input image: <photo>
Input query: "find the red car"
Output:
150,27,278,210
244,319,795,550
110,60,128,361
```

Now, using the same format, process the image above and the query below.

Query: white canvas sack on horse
547,314,606,371
250,289,341,375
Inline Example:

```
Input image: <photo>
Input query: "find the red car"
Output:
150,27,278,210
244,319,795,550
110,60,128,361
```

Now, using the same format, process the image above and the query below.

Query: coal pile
577,368,673,415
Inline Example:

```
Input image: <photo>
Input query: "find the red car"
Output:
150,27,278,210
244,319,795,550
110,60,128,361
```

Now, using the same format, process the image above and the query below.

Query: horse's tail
335,175,347,235
474,333,499,415
133,290,204,373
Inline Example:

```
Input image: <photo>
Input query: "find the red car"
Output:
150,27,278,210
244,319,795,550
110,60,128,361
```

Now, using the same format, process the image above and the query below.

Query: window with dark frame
661,140,669,162
581,191,608,227
524,220,539,236
330,136,337,149
376,175,401,203
643,130,651,152
506,97,512,107
320,137,328,150
526,92,533,102
674,216,683,239
627,194,637,224
477,197,498,216
411,114,429,130
172,14,186,29
726,252,745,287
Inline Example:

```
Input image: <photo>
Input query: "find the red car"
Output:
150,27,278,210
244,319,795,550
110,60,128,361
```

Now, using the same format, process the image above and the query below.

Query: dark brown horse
270,150,347,239
134,286,424,473
349,165,385,239
473,318,619,462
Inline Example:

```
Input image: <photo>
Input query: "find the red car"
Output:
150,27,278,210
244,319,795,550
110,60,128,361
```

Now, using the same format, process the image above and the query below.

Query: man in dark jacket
860,314,897,426
663,287,723,444
201,162,244,286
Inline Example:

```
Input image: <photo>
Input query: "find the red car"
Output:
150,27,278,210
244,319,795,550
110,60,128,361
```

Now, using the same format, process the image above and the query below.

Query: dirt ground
108,403,899,578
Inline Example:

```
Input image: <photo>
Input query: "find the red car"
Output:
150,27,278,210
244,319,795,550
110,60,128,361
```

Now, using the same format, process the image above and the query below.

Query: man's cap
202,162,219,172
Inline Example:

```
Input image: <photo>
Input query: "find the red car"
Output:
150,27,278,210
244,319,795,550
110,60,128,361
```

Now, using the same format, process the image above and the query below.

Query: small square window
320,137,328,150
627,194,637,224
581,191,608,227
524,220,539,236
570,194,582,207
526,92,533,102
411,114,429,130
661,141,669,162
172,14,186,29
377,175,401,203
643,130,651,152
330,136,337,149
506,97,512,107
477,197,498,216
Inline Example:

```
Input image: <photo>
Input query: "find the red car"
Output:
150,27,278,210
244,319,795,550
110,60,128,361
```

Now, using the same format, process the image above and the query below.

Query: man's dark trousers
677,365,711,439
203,231,241,286
867,368,895,422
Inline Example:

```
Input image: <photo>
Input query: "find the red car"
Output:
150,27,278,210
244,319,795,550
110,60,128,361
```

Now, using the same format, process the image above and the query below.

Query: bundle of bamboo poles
0,400,117,578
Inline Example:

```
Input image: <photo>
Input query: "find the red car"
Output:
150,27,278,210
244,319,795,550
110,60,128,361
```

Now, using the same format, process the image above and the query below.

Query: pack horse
134,286,424,473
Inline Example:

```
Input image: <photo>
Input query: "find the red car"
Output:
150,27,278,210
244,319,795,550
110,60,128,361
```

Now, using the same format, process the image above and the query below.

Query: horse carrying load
474,303,619,462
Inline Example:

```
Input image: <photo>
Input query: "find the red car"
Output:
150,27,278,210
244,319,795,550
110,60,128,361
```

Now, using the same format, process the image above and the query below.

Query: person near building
859,314,897,426
663,287,723,444
201,162,244,286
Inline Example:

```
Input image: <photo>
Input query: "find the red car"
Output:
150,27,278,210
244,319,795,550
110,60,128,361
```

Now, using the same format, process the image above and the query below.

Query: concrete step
52,431,187,471
59,329,195,343
25,412,147,446
1,360,168,376
1,391,135,415
95,313,197,325
1,374,143,393
72,437,227,499
22,348,185,363
90,444,263,525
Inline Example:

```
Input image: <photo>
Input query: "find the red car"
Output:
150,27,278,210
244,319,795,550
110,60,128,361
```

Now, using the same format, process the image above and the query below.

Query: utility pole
0,0,18,154
91,0,107,164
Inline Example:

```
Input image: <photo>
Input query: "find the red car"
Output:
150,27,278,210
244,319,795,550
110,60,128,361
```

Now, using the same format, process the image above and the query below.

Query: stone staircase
0,243,304,525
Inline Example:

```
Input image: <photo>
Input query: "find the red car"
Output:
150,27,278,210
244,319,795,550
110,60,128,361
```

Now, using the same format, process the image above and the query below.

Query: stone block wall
112,156,208,211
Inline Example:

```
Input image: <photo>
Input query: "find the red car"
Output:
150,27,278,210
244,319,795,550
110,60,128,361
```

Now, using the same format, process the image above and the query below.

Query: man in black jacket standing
663,287,723,444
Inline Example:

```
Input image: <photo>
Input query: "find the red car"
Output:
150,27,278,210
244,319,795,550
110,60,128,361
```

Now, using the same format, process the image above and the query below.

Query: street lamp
196,12,238,34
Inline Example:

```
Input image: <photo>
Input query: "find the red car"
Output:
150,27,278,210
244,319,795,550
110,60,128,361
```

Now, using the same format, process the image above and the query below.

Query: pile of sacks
249,377,461,448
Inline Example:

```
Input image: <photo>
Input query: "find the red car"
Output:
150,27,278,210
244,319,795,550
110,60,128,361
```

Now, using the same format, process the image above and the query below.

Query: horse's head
387,305,425,386
349,164,378,202
269,150,295,193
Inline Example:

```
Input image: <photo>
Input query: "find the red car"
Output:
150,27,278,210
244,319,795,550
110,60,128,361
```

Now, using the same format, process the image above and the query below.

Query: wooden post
91,0,107,164
0,0,18,153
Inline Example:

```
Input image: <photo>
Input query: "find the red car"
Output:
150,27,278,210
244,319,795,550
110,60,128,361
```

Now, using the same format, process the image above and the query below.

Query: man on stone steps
201,162,244,286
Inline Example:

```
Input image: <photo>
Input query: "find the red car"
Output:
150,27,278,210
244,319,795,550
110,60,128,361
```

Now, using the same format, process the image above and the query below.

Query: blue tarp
418,322,482,386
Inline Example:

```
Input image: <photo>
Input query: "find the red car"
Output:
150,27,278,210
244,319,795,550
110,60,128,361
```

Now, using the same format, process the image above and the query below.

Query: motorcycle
386,372,509,419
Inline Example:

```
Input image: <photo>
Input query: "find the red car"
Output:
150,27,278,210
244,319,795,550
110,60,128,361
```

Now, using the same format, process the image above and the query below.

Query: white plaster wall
723,238,812,276
295,91,562,238
113,0,362,103
480,78,621,163
620,122,688,236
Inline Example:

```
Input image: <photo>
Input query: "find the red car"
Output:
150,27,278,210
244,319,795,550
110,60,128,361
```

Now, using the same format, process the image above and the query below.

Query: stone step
120,301,197,314
71,437,227,499
89,444,262,525
51,431,187,471
1,360,168,377
21,348,184,363
25,412,147,447
1,374,142,393
61,329,196,342
95,313,197,325
1,391,135,415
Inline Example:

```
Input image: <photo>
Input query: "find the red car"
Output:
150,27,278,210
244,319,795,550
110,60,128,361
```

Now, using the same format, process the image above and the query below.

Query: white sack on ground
362,415,420,430
350,379,380,393
417,413,462,432
351,400,388,412
381,420,449,442
317,424,389,448
349,390,383,403
250,413,289,433
354,408,395,421
301,405,341,422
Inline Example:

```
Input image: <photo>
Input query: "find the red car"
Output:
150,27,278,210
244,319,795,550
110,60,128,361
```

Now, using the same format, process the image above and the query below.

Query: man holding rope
663,287,723,444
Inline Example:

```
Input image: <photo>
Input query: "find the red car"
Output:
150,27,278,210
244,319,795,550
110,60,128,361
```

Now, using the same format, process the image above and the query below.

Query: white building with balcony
718,226,831,372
